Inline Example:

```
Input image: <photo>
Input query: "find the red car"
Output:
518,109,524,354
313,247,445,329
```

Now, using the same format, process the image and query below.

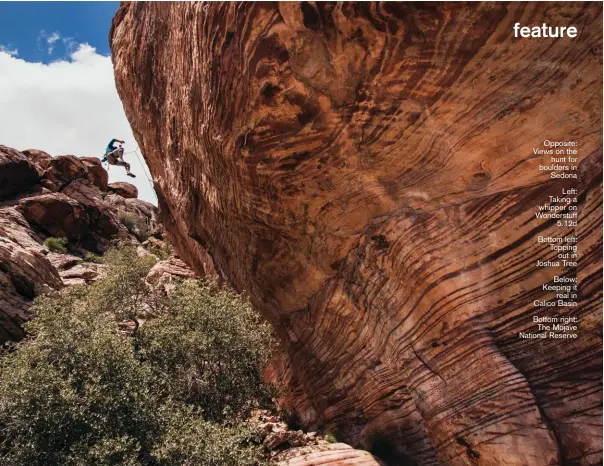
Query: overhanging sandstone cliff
111,3,603,464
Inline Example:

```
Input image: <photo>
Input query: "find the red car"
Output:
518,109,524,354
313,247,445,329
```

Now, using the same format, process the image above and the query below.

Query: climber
102,138,136,178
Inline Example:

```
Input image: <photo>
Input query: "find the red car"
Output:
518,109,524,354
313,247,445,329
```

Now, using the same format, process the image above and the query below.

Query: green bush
152,404,267,465
84,252,103,263
324,433,338,444
138,280,275,421
43,236,68,253
0,246,273,465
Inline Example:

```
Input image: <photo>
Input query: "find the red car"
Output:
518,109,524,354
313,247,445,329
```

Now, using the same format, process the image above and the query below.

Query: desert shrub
0,247,273,465
324,433,338,444
43,236,68,253
84,251,103,263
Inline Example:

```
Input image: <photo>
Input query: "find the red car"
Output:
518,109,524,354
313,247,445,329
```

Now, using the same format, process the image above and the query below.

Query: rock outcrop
0,145,159,344
108,181,138,199
253,410,383,465
111,3,603,465
276,444,384,466
0,146,39,199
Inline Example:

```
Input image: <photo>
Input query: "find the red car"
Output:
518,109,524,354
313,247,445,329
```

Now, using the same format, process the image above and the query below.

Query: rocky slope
111,3,603,465
0,145,160,344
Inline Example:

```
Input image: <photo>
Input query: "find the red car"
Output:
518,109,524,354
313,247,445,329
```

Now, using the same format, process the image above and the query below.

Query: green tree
138,280,275,421
86,247,159,331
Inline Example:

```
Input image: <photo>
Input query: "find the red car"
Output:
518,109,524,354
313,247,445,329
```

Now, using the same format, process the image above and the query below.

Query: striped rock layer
110,3,603,465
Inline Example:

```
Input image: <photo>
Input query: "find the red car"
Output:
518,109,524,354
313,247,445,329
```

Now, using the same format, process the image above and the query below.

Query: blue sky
0,2,157,204
0,2,118,62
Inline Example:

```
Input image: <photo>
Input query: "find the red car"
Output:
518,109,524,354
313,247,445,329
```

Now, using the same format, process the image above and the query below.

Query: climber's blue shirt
105,139,118,154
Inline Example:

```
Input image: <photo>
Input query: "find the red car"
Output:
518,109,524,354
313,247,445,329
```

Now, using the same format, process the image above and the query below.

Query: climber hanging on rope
102,138,136,178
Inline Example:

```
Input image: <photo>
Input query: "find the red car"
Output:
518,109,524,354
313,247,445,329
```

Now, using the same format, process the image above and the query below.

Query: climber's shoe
127,173,136,178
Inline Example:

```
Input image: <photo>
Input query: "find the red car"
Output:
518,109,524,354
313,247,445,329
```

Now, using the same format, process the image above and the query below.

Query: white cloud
46,32,61,54
62,37,77,54
0,45,18,57
0,44,157,204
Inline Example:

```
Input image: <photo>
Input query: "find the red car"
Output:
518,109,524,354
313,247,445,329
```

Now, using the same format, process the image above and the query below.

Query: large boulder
108,181,138,199
19,193,89,240
81,157,109,191
61,179,124,247
0,146,39,199
105,194,160,242
44,155,90,189
111,3,603,466
21,149,52,172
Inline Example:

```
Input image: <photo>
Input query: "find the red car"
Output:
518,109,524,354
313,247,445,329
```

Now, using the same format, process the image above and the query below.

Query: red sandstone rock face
0,207,63,343
111,3,603,465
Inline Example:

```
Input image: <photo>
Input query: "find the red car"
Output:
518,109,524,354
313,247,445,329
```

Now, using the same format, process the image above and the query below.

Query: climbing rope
132,147,158,203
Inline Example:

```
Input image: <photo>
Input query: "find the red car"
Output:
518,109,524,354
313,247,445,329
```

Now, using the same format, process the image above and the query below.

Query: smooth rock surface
19,193,89,241
111,3,603,465
145,256,196,292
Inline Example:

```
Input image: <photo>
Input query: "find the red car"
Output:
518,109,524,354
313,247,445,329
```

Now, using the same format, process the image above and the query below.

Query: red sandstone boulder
81,157,109,191
61,178,106,209
0,146,39,199
108,181,138,199
19,193,89,240
46,252,83,271
105,194,155,220
60,179,126,251
44,155,90,189
21,149,52,172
